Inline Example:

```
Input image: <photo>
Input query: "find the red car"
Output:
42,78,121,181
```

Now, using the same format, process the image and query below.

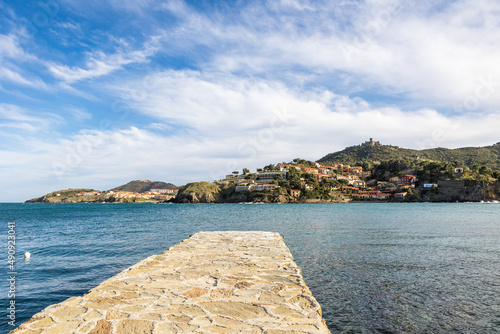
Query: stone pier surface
11,231,331,334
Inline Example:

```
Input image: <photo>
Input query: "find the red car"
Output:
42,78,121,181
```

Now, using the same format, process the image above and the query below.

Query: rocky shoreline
26,182,500,204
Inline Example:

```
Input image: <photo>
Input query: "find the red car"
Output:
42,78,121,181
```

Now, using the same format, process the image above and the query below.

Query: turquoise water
1,203,499,333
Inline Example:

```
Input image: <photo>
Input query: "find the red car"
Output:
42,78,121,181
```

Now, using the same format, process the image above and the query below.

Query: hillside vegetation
174,182,236,203
26,189,103,203
110,180,177,193
318,142,500,170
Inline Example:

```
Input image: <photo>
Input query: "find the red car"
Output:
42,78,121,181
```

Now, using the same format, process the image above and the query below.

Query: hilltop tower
363,138,381,146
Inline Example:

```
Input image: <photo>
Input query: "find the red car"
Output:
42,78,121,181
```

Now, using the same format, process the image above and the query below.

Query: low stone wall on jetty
11,231,331,334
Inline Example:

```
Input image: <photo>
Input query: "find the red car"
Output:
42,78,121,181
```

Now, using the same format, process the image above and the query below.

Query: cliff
415,181,500,202
174,182,231,203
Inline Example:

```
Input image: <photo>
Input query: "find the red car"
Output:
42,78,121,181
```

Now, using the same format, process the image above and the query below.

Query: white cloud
67,107,92,121
0,103,61,133
279,0,316,11
114,70,500,152
0,34,25,59
0,33,47,89
157,0,500,112
48,37,161,84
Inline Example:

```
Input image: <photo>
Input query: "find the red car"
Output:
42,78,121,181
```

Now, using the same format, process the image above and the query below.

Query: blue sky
1,0,500,201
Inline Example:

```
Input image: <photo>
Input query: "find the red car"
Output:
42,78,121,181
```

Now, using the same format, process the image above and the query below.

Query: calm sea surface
1,203,499,333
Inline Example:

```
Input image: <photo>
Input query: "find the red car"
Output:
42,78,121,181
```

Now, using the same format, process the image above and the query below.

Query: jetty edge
11,231,331,333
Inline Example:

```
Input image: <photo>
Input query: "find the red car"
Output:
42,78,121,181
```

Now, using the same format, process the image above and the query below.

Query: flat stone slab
11,231,331,333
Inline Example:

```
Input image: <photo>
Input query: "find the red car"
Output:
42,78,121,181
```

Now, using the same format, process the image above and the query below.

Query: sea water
1,202,499,333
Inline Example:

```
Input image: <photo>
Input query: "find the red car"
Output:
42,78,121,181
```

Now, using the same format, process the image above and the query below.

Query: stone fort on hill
362,138,382,147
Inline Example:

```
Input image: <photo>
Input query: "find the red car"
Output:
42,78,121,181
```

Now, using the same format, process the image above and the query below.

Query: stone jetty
11,231,331,333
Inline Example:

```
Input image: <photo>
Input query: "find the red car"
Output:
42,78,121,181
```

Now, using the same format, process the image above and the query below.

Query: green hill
318,141,500,170
110,180,177,193
25,188,102,203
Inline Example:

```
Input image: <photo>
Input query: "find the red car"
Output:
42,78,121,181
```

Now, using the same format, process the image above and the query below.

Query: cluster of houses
336,173,418,200
75,188,178,201
225,171,285,193
221,161,421,201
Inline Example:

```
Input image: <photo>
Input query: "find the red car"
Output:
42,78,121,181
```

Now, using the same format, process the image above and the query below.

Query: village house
394,192,408,200
252,184,279,192
401,175,417,185
290,189,301,198
277,164,300,172
300,167,319,175
328,164,343,171
340,165,351,173
346,174,360,182
377,182,394,189
235,182,253,192
316,174,328,181
318,168,332,175
360,190,380,198
150,188,177,195
256,171,286,183
301,183,315,191
353,180,366,188
389,176,401,184
352,193,370,200
376,193,391,200
358,171,371,178
348,166,363,174
341,186,359,193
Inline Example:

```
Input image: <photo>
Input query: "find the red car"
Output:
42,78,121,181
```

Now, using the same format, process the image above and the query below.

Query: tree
479,166,492,176
242,168,250,175
263,164,277,171
232,171,239,175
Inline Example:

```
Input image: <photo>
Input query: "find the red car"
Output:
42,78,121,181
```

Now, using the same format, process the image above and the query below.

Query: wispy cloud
116,69,500,153
0,33,47,89
0,103,62,133
156,0,500,112
67,107,92,121
48,37,161,84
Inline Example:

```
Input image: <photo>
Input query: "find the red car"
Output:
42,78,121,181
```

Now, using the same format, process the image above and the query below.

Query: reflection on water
1,202,499,333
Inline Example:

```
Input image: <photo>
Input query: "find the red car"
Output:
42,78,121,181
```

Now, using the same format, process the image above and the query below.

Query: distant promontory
26,140,500,204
